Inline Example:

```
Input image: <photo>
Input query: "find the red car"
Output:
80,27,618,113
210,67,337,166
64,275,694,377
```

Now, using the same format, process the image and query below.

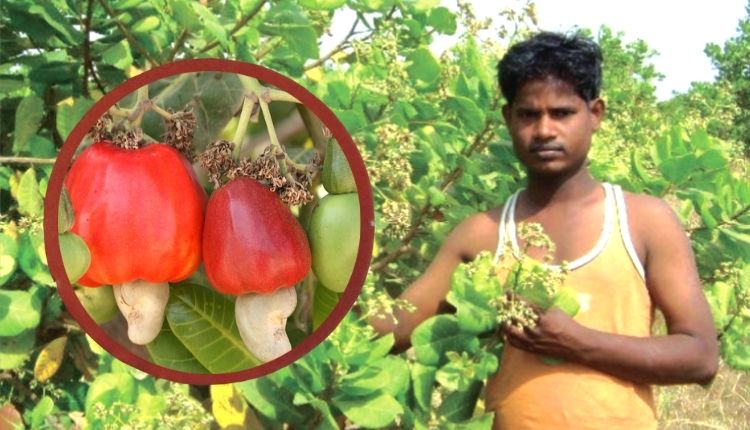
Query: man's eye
551,110,574,119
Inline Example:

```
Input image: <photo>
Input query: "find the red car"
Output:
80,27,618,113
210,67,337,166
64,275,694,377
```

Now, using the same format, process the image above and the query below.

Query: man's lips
530,143,564,152
529,143,564,159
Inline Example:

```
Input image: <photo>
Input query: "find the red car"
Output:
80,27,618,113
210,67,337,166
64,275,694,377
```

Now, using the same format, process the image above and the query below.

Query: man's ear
502,104,511,124
589,98,605,130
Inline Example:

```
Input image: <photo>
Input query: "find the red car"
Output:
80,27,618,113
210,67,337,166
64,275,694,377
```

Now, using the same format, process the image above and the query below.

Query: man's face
502,77,604,178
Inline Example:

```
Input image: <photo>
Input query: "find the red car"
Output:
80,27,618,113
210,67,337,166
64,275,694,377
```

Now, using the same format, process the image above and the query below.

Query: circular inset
43,60,374,384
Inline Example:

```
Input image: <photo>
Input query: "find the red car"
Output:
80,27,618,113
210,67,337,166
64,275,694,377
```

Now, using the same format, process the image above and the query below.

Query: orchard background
1,0,749,428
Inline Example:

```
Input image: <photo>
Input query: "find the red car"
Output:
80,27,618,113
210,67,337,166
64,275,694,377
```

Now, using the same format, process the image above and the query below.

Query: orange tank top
485,183,657,430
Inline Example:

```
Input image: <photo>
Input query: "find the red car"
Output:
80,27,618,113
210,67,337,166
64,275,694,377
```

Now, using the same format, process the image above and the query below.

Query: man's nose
534,115,556,141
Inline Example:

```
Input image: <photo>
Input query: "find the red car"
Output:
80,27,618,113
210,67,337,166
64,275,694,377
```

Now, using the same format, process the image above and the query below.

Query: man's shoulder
619,189,679,223
619,189,685,250
444,207,504,260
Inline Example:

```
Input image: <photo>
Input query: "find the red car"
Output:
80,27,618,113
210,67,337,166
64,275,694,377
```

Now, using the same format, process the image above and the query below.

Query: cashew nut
235,287,297,362
113,281,169,345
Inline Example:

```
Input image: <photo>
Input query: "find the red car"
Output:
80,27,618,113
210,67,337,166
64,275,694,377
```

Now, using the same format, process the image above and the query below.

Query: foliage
0,0,749,429
704,1,750,155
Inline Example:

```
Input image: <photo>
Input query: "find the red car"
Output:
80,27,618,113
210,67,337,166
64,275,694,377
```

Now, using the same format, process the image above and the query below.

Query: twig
98,0,159,67
304,16,361,71
0,156,56,165
255,37,283,60
169,30,189,61
232,93,257,158
687,203,750,233
81,0,95,98
372,98,501,271
197,0,268,54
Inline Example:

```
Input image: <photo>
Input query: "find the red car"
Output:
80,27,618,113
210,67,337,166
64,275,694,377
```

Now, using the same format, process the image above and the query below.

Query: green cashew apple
75,285,118,324
322,139,356,194
308,193,359,292
59,232,90,284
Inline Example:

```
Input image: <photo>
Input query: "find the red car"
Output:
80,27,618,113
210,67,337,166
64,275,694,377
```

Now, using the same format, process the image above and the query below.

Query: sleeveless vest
485,183,658,430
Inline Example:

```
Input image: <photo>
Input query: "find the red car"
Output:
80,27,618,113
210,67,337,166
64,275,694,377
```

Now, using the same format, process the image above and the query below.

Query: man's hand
502,306,586,361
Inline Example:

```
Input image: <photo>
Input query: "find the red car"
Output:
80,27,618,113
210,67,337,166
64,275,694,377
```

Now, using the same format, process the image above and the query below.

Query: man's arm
370,211,500,350
504,195,719,385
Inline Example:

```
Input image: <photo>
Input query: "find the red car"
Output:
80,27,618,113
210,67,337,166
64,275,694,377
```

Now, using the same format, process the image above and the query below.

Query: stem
232,94,257,159
687,203,750,233
130,84,150,127
149,102,174,120
268,88,300,103
0,156,56,165
257,91,280,150
169,30,189,61
81,0,95,98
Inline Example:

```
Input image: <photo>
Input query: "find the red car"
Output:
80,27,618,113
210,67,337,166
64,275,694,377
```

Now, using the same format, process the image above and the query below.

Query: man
371,32,718,429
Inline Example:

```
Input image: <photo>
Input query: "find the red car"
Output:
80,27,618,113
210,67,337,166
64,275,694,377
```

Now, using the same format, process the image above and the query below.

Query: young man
371,32,719,429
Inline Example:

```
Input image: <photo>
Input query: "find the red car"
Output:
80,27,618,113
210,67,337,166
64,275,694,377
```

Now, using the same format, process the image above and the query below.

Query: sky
324,1,748,101
519,0,748,100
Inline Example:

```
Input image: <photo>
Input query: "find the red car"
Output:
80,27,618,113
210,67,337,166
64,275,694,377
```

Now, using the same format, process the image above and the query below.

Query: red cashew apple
65,141,207,344
203,177,310,361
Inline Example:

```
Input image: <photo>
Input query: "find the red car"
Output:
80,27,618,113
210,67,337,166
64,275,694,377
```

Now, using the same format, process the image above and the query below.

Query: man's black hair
497,31,603,104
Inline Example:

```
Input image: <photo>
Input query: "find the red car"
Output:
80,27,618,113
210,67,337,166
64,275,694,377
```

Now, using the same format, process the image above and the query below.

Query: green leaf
313,281,340,330
551,287,581,316
25,3,82,45
28,396,54,429
447,260,499,334
190,3,229,49
0,329,35,370
18,233,53,286
57,98,94,142
0,78,25,95
411,315,480,366
339,355,409,397
166,283,260,372
438,380,482,422
659,154,696,184
445,413,494,429
705,281,736,331
235,368,315,426
340,332,395,367
85,373,137,413
0,290,42,336
721,321,750,371
406,47,441,84
444,96,485,134
291,394,339,430
0,167,12,190
259,1,320,60
28,62,76,85
13,95,44,154
141,72,245,151
170,0,202,32
333,391,403,429
299,0,347,10
427,7,457,35
410,362,437,412
0,234,18,286
132,16,161,33
403,0,439,13
696,149,727,170
101,40,133,70
16,168,44,217
145,326,209,373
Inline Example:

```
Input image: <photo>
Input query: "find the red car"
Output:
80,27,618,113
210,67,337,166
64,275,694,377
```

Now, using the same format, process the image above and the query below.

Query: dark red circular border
43,59,374,385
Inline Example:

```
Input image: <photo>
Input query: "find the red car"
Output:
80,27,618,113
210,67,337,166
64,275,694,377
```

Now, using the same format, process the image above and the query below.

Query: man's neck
524,166,599,208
